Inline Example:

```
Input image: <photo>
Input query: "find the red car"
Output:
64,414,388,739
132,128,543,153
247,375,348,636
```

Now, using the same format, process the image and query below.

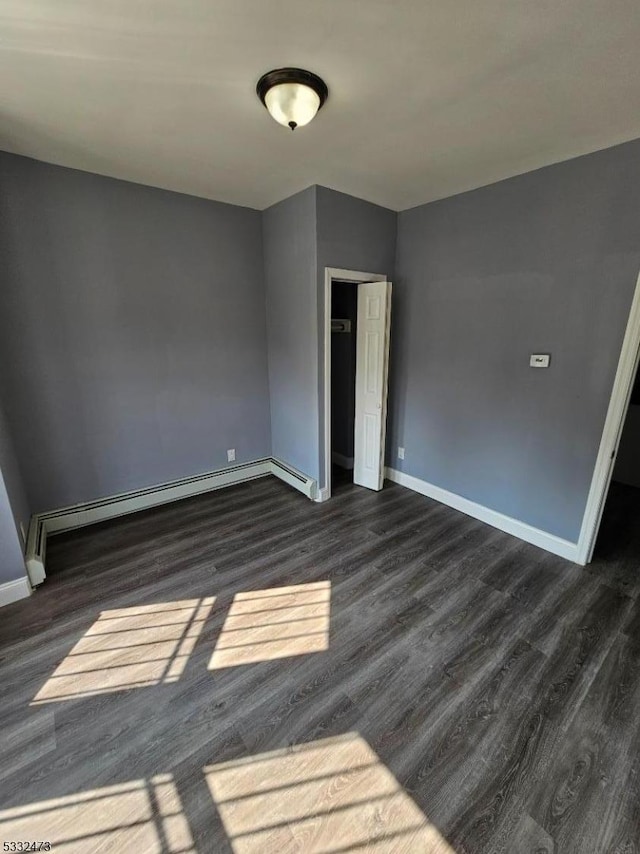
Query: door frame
576,268,640,563
321,267,388,501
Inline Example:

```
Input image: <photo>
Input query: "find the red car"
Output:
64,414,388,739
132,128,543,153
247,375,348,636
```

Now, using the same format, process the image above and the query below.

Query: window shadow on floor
0,733,455,853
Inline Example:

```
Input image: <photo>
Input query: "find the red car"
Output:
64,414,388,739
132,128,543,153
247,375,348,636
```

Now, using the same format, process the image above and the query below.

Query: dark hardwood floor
0,475,639,853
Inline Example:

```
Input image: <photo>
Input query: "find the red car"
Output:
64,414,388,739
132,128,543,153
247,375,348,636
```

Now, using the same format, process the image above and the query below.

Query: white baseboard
332,452,354,470
314,487,330,503
385,467,581,563
0,576,31,607
26,457,317,588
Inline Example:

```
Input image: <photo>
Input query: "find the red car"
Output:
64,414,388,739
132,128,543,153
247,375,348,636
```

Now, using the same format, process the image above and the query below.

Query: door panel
365,332,380,394
353,281,392,490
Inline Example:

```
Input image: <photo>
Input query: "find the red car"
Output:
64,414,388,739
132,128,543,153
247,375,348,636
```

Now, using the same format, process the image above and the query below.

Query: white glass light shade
264,82,321,129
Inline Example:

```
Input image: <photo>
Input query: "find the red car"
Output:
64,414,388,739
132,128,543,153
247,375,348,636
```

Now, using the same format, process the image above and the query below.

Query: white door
353,281,392,490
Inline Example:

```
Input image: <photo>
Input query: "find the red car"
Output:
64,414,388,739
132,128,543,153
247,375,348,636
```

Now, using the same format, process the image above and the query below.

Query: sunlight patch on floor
204,732,455,853
208,581,330,669
0,775,194,853
32,598,215,703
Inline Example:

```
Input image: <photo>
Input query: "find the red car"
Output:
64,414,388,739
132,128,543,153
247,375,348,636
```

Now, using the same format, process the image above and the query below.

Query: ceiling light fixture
257,68,328,131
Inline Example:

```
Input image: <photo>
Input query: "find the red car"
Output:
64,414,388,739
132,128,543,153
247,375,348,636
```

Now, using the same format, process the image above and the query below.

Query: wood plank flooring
0,474,639,853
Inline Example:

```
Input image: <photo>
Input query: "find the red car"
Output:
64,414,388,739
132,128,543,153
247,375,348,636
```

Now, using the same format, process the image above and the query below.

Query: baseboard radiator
26,457,316,588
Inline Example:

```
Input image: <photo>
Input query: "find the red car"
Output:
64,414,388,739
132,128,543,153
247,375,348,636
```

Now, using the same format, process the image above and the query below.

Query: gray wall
331,285,358,461
2,141,639,553
0,153,271,512
391,138,640,542
316,187,397,280
0,402,29,582
0,475,26,583
316,187,397,485
262,185,396,485
0,399,30,542
263,187,319,479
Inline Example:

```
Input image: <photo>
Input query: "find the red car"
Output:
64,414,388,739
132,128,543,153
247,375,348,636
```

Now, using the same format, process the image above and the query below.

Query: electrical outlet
398,447,405,460
227,449,236,462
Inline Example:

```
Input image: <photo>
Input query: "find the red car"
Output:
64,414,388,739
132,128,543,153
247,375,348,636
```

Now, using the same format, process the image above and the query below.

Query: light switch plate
227,449,236,462
530,354,550,368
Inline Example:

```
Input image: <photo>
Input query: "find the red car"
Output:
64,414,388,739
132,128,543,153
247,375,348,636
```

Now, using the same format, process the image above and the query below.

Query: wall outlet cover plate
530,354,550,368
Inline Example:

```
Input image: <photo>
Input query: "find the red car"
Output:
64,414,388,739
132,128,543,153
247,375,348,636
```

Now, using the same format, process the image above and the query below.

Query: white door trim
323,267,388,500
576,268,640,564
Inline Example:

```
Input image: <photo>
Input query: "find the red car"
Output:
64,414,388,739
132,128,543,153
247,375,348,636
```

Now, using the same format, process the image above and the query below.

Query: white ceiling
1,1,639,211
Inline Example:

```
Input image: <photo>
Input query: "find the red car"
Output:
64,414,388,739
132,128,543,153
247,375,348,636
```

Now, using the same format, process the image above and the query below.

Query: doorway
322,268,392,501
331,283,358,488
591,365,640,561
577,269,640,563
